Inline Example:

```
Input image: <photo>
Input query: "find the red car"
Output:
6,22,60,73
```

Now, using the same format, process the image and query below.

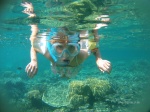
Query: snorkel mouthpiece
58,59,70,66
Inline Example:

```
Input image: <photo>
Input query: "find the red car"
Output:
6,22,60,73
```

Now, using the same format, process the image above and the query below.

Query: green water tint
49,1,109,30
39,0,109,31
4,0,149,28
4,0,109,31
42,78,111,107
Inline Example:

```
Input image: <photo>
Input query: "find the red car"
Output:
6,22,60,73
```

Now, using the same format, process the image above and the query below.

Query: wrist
29,13,36,18
31,59,37,62
92,48,102,60
91,48,98,53
91,48,99,56
96,57,102,61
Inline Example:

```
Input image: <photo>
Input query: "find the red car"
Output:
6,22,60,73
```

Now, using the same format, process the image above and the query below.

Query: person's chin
57,59,70,66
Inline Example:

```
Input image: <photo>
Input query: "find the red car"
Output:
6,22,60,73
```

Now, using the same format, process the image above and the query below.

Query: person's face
49,30,80,66
51,42,80,66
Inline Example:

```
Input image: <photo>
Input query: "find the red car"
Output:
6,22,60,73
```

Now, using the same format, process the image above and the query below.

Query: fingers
99,68,105,73
21,2,33,14
100,18,110,23
25,63,38,78
105,60,111,64
28,67,38,78
22,8,33,13
98,65,107,73
22,10,31,15
96,15,110,23
100,15,109,18
21,2,32,7
25,63,30,72
21,3,28,7
28,66,38,78
107,66,112,74
98,60,112,74
104,62,112,74
94,23,108,29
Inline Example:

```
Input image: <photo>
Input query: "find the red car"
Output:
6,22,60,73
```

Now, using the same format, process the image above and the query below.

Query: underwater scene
0,0,150,112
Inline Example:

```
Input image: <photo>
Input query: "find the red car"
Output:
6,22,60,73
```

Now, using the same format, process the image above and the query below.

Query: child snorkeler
21,2,111,78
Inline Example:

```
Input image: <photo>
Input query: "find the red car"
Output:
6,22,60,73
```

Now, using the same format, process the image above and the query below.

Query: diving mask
51,42,80,57
46,28,80,63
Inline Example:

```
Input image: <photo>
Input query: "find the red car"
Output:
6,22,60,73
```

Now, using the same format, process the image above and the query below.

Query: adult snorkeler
21,2,111,78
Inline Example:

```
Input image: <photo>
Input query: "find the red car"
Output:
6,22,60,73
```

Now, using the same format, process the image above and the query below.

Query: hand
96,58,112,74
94,23,108,30
94,15,110,29
95,15,111,23
21,2,36,18
25,60,38,78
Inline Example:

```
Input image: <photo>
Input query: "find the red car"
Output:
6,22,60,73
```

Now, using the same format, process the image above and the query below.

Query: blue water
0,0,150,112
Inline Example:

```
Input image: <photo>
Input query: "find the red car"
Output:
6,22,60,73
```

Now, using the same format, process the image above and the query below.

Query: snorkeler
21,2,111,78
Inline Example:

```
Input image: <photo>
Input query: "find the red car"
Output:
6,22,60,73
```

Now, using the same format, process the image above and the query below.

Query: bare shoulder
32,38,47,54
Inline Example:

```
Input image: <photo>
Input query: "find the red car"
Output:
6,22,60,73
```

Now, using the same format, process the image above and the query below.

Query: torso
32,35,89,77
32,38,89,67
43,48,88,67
43,48,88,78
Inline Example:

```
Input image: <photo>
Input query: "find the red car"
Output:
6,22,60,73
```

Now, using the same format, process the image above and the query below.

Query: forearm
92,48,102,61
90,29,101,60
22,2,38,43
29,21,38,62
91,29,99,41
30,24,38,39
30,47,37,62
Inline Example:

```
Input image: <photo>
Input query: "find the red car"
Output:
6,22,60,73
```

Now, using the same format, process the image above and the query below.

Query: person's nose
62,50,69,58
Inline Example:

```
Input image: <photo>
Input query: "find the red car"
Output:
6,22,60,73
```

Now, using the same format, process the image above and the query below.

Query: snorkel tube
46,28,58,62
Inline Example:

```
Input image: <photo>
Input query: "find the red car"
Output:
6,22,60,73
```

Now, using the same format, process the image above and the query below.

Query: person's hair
58,27,77,35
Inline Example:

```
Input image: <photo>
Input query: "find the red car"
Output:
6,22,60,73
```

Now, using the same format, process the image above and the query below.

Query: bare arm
22,2,38,77
26,24,39,77
30,24,38,61
78,15,111,73
92,29,111,74
90,29,102,60
22,2,38,62
87,15,112,74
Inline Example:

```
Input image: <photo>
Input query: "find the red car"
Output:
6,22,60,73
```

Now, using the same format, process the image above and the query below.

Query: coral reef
42,81,70,107
26,90,42,100
68,80,91,107
68,78,111,107
85,78,111,99
69,81,91,96
41,78,111,108
2,71,14,78
25,89,50,109
4,77,26,99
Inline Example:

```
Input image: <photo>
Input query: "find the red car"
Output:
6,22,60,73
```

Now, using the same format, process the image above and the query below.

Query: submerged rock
4,77,26,99
41,78,111,108
25,89,47,109
69,81,91,95
42,81,70,107
26,90,42,100
68,80,92,107
68,78,111,107
85,78,111,99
